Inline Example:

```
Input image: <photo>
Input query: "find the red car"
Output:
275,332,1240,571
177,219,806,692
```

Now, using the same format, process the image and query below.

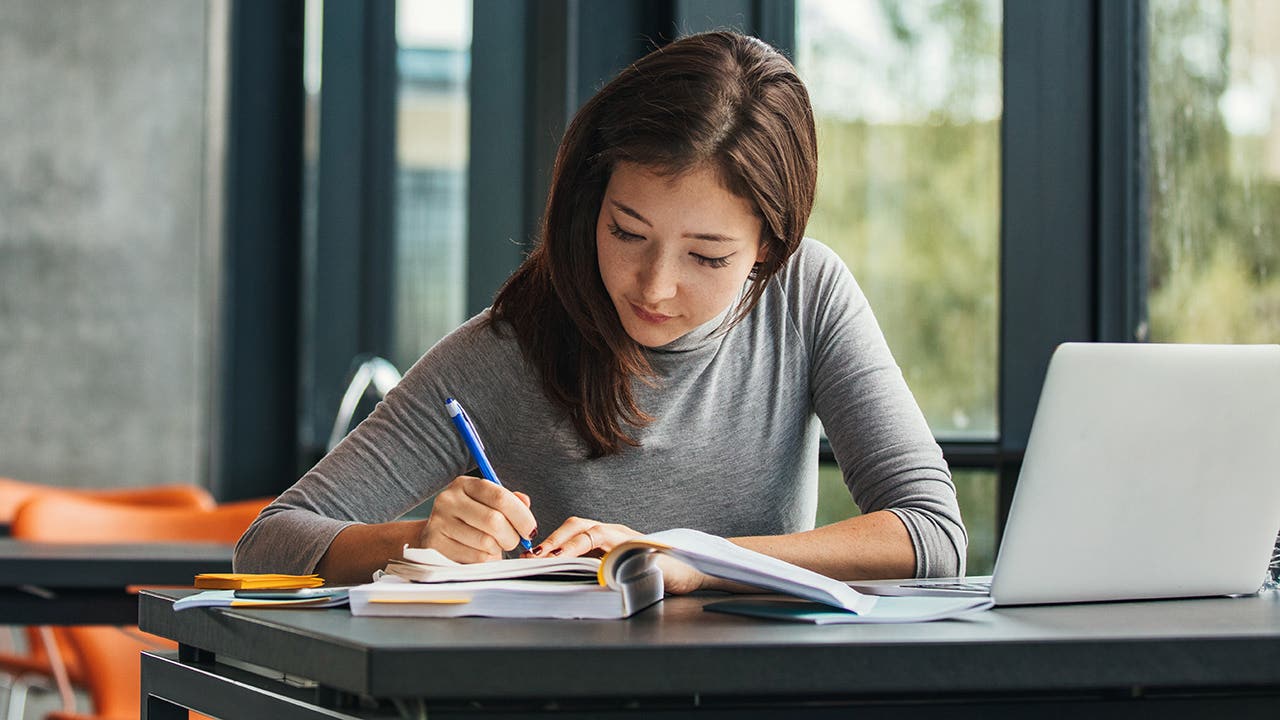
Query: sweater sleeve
796,240,968,577
234,314,503,575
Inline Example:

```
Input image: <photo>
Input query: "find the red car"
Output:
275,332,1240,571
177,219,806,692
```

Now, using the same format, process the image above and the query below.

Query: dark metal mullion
1096,0,1147,344
467,1,533,317
358,1,398,357
939,443,1021,470
819,440,1017,471
215,0,305,500
752,0,796,57
526,0,577,254
672,0,794,51
998,0,1098,532
673,0,752,37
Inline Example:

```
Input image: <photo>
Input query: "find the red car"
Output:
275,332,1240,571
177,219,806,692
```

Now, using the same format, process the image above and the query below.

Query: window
1146,0,1280,345
797,0,1003,572
394,0,472,370
796,0,1002,441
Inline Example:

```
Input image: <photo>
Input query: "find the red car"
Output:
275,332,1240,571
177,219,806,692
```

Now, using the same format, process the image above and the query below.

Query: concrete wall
0,1,218,488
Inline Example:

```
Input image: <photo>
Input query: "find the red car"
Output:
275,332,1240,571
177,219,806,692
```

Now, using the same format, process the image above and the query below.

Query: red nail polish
550,548,562,556
532,546,543,555
530,527,538,539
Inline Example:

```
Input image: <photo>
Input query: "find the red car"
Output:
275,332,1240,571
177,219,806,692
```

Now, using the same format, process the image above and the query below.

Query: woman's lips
630,303,674,324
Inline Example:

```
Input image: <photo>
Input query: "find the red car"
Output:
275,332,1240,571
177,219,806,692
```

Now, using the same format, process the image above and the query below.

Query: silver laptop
851,343,1280,605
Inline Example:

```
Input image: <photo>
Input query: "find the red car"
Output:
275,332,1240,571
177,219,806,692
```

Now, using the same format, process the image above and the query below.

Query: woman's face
596,162,765,348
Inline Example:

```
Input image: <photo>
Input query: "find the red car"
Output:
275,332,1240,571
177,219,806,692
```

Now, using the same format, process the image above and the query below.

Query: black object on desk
139,588,1280,719
0,539,233,624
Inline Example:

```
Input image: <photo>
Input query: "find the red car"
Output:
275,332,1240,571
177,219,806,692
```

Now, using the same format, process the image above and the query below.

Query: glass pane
302,0,322,336
795,1,1002,440
817,465,997,574
394,0,471,370
1146,0,1280,344
954,470,997,575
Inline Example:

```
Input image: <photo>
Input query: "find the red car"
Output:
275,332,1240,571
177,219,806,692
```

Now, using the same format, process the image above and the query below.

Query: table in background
0,539,232,624
140,589,1280,719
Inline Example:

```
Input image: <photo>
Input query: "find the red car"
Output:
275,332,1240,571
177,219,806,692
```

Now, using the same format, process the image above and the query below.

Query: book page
604,529,878,614
389,545,600,583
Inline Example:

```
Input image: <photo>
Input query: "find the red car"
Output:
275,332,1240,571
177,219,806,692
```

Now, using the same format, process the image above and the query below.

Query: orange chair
0,477,215,526
0,479,216,720
10,494,269,720
10,496,266,545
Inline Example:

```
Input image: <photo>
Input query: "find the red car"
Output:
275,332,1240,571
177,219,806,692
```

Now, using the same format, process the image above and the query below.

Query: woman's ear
755,240,771,265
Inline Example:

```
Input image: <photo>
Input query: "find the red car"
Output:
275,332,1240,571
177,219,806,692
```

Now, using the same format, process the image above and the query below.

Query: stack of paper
349,577,657,619
193,573,324,590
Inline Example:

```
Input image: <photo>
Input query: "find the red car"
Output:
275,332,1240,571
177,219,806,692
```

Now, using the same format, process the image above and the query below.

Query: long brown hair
490,31,818,458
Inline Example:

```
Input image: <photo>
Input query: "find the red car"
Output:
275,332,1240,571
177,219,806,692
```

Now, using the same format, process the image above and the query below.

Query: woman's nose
637,253,679,303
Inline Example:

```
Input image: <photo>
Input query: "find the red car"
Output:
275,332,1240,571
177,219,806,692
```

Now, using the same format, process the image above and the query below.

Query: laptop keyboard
901,581,992,593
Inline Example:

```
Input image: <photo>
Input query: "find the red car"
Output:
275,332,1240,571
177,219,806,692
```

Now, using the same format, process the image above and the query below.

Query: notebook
850,343,1280,605
350,529,876,619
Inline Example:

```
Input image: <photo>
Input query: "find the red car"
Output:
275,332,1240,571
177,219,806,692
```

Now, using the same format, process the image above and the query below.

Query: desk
0,540,232,624
140,589,1280,719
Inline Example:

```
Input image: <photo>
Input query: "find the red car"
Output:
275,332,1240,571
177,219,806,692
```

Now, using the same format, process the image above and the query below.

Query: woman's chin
624,324,683,348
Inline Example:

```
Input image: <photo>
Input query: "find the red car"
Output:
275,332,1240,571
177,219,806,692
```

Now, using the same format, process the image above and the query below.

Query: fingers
459,478,537,542
513,491,532,508
529,517,638,558
422,476,538,561
431,528,503,564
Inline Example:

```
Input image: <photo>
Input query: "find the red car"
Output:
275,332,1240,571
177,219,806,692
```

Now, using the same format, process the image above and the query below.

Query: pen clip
456,403,486,453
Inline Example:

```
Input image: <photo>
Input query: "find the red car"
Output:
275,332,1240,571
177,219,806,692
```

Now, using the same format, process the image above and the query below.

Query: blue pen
445,397,534,553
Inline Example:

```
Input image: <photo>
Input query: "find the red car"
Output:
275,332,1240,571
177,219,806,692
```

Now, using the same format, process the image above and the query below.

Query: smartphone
232,587,348,600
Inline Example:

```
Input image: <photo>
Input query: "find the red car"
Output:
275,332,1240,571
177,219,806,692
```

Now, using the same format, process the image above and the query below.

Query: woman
236,31,967,591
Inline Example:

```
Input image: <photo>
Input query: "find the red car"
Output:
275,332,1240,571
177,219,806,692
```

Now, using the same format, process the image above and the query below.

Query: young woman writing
235,31,967,592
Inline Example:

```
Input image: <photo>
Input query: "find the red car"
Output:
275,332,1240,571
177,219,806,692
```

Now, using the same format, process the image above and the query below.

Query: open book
349,528,884,620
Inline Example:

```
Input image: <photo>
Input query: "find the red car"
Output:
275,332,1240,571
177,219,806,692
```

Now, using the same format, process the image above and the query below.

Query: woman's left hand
526,516,707,594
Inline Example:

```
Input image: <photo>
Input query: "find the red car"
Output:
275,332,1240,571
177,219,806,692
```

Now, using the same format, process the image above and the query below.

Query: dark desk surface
1,539,232,624
140,588,1280,703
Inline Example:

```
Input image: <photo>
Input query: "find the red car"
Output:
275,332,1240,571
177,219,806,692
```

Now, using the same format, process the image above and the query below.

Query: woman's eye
607,222,644,242
693,253,732,269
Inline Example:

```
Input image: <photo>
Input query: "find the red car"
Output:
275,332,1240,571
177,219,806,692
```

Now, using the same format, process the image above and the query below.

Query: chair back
0,477,215,525
11,495,266,544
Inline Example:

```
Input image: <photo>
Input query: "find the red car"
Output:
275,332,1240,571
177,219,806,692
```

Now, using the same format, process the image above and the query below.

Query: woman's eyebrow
609,200,739,243
684,231,738,243
610,200,652,226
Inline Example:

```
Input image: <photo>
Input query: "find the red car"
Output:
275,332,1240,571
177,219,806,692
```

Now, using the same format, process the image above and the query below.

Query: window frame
213,0,305,500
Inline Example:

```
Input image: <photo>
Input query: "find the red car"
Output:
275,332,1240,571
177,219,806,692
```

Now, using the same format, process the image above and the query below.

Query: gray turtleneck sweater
236,238,967,578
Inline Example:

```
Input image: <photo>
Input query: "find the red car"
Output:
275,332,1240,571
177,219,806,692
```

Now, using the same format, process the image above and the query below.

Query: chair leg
5,677,25,720
1,667,66,720
35,628,74,713
0,672,11,720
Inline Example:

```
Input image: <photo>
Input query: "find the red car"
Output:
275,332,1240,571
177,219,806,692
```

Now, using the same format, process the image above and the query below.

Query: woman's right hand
417,475,537,563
